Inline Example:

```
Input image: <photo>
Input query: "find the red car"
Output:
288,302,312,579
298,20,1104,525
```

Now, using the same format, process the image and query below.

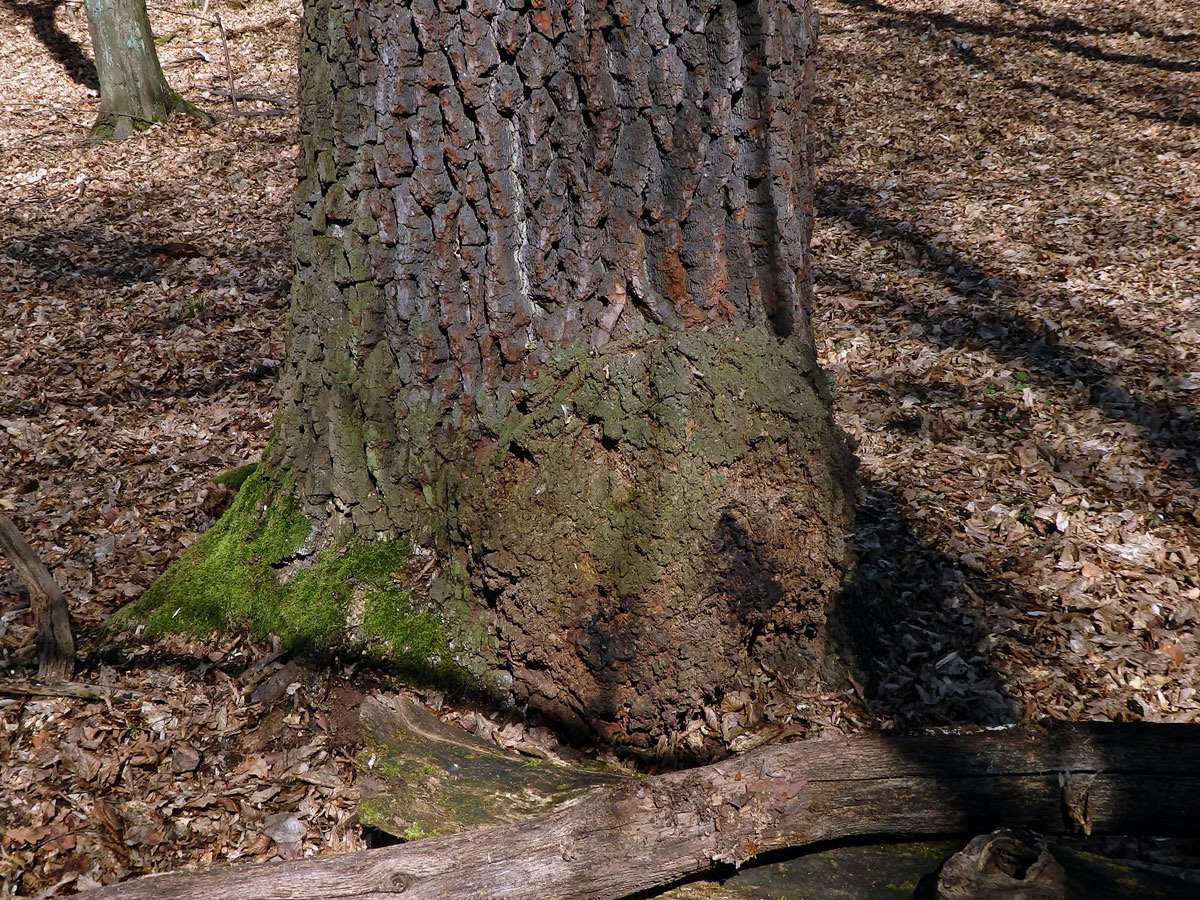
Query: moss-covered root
114,470,469,688
168,92,216,125
86,92,214,142
357,695,627,839
212,462,259,490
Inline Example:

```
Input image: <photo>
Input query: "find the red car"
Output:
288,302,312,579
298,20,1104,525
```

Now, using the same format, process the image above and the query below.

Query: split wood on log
0,513,74,681
86,721,1200,900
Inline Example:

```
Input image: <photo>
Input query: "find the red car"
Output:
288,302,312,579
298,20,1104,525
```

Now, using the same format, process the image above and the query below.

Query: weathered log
662,838,1200,900
86,721,1200,900
358,695,628,837
0,679,141,701
0,513,74,681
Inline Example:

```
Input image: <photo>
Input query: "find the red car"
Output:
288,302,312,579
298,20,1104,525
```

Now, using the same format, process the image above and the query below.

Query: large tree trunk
83,0,210,139
140,0,854,757
84,722,1200,900
273,0,854,755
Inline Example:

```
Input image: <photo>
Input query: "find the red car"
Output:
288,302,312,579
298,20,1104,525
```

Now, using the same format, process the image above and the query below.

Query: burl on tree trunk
263,0,853,754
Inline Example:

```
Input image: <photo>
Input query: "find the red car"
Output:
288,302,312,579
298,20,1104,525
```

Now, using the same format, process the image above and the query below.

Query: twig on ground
0,680,143,701
214,11,238,115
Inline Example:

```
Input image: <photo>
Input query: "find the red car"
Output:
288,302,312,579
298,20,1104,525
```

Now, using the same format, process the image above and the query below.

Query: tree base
87,92,214,142
423,326,857,757
134,326,856,757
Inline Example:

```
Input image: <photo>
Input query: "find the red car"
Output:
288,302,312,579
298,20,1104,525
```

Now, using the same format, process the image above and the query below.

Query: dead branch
85,721,1200,900
0,514,74,681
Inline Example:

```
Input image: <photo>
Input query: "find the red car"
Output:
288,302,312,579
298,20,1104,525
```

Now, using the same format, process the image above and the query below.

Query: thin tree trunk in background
0,514,74,681
83,0,211,139
84,722,1200,900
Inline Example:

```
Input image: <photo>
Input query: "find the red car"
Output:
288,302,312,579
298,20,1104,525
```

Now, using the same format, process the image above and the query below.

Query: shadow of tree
841,0,1200,73
816,179,1200,490
994,0,1200,44
0,217,286,296
797,1,1200,874
831,480,1019,728
837,0,1200,126
0,213,288,416
2,0,98,89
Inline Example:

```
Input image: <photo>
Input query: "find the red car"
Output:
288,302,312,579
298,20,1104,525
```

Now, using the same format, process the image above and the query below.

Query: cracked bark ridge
271,0,847,754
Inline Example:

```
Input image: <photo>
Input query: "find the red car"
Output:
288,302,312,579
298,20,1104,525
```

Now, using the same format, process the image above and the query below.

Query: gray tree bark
83,0,210,139
263,0,856,756
84,722,1200,900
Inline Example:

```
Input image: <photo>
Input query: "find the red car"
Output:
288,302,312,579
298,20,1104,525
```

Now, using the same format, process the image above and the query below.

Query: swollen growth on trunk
139,0,856,758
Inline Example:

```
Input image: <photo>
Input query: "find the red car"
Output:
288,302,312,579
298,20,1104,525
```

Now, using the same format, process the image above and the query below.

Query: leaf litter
1,0,1199,893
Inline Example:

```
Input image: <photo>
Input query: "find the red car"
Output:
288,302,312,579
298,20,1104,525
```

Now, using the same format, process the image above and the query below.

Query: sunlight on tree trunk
274,0,853,756
131,0,856,759
83,0,212,139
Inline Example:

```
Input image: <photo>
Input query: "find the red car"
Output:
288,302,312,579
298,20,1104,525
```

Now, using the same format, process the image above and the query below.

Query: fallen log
86,720,1200,900
0,513,74,680
357,695,628,837
0,679,143,701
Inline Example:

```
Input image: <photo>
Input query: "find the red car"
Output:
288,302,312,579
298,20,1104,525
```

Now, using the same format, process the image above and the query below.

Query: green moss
212,462,259,489
361,587,444,660
356,794,391,827
402,823,429,841
115,469,312,635
115,470,470,687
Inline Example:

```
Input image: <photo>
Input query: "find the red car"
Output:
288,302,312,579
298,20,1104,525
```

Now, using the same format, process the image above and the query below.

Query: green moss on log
116,471,471,687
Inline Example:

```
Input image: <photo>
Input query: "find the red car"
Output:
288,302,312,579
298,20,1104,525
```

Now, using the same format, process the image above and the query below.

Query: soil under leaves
1,0,1198,894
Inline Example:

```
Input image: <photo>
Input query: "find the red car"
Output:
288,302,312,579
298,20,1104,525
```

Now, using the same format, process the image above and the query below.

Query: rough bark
84,722,1200,900
0,514,74,681
83,0,211,139
263,0,853,757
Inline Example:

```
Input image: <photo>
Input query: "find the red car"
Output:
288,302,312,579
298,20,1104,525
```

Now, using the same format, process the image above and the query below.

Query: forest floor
1,0,1198,894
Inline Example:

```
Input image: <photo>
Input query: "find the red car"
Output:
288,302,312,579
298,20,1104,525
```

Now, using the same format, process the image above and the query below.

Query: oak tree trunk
83,0,209,139
267,0,855,756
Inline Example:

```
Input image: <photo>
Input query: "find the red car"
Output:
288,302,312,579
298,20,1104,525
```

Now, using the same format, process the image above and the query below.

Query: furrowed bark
259,0,854,757
86,722,1200,900
0,514,74,681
